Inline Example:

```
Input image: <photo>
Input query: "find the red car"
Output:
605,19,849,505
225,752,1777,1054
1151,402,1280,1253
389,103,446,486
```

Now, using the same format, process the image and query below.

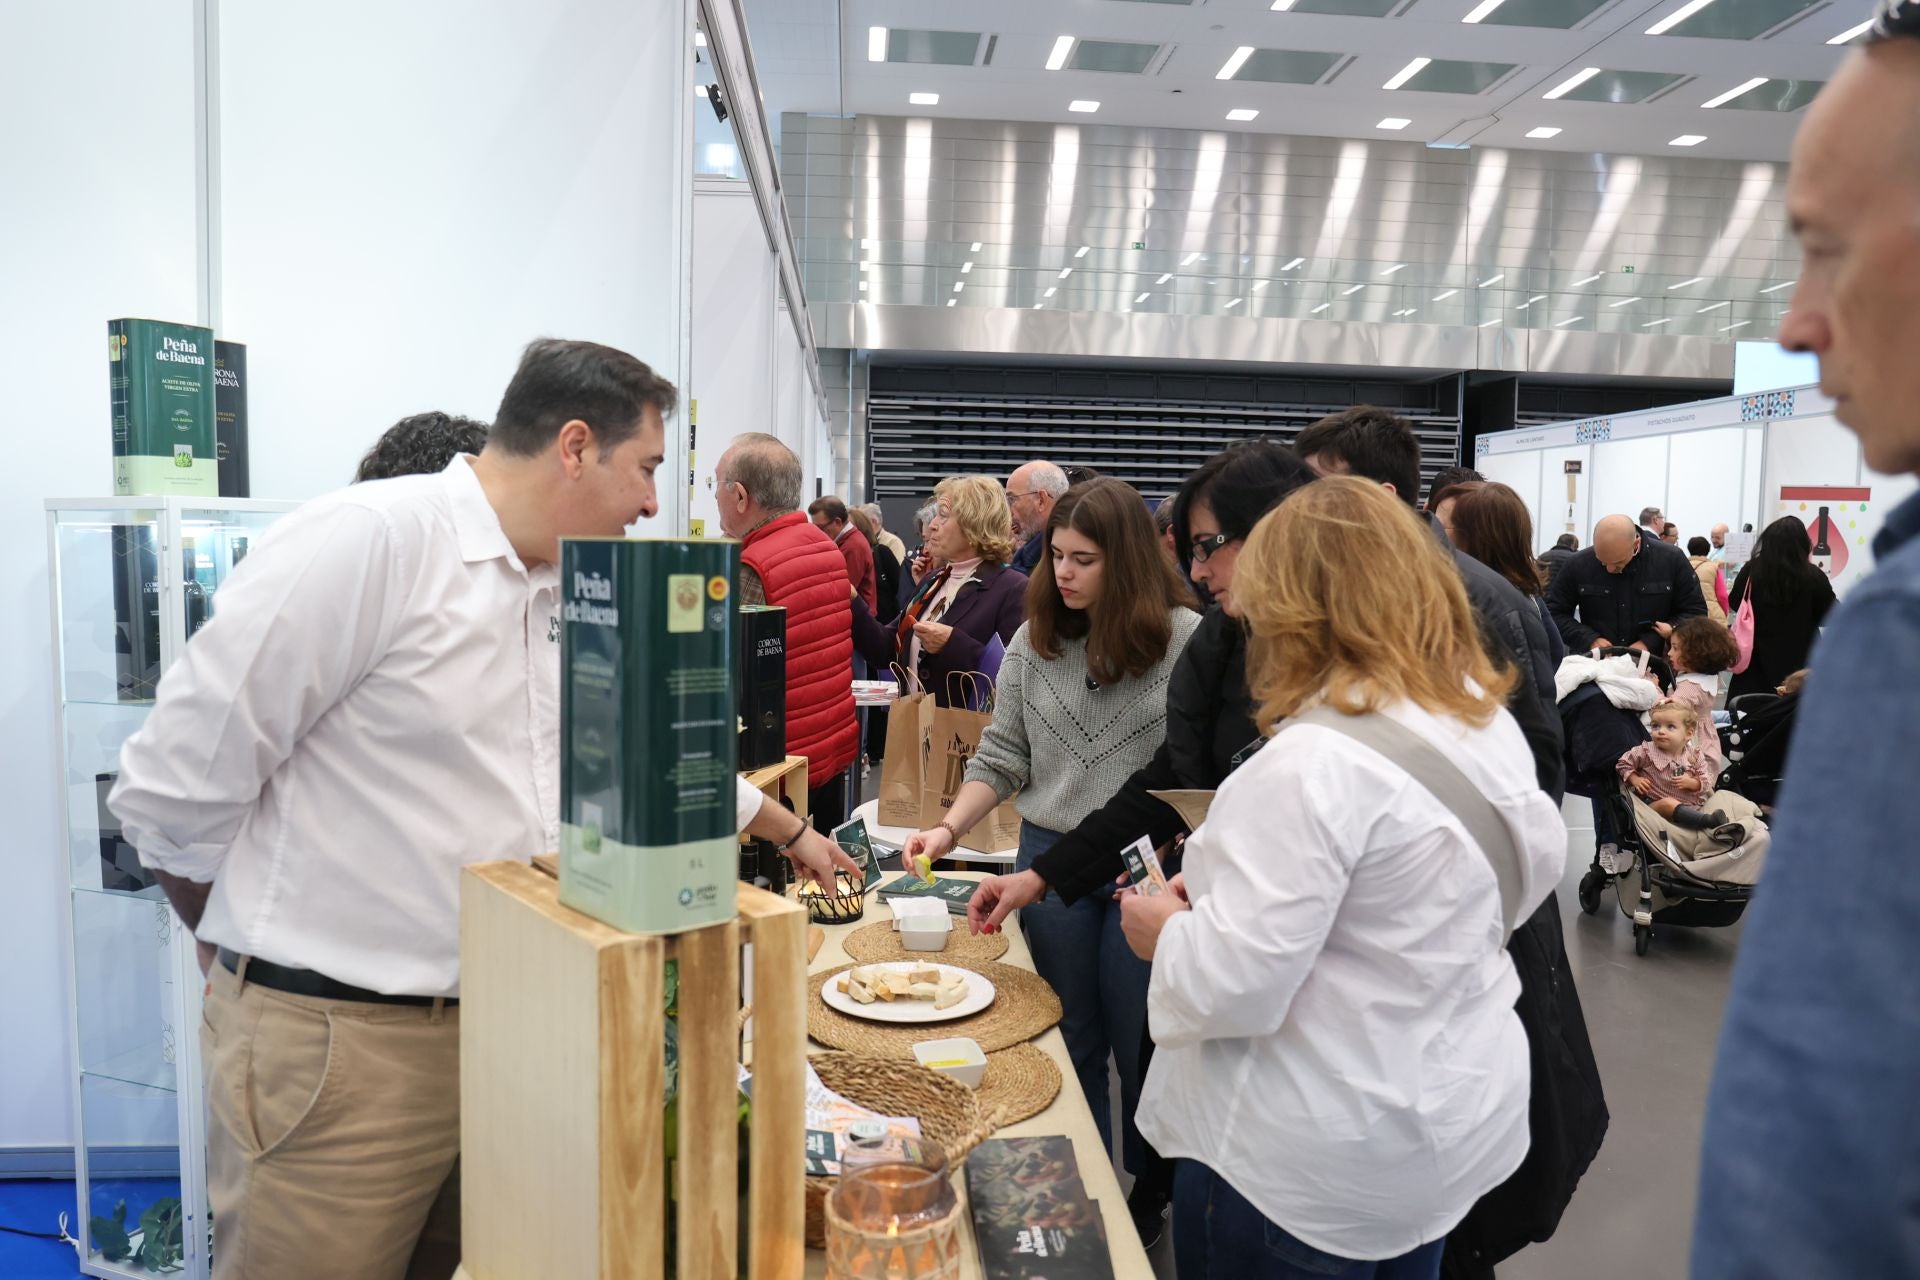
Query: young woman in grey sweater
903,477,1199,1208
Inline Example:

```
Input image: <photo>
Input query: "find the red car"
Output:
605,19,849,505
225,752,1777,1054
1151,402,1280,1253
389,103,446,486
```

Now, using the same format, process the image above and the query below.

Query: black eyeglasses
1188,532,1237,563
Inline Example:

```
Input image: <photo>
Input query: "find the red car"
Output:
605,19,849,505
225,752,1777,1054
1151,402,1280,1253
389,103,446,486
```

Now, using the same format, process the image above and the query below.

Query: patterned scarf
894,565,952,649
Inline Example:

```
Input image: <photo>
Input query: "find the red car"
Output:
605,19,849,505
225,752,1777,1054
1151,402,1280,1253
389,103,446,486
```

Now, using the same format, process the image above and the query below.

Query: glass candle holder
824,1141,963,1280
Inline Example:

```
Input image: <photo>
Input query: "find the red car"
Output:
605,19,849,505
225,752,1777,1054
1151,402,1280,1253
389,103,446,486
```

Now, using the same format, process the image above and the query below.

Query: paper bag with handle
923,672,1024,851
877,663,938,829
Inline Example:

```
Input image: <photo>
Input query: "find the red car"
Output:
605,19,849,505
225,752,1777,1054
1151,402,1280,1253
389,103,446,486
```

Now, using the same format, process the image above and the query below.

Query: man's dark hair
1554,532,1579,551
808,496,849,525
353,412,489,482
1688,535,1712,556
1063,465,1103,486
1426,466,1483,506
489,338,677,458
1169,440,1317,561
1639,505,1665,529
1291,406,1422,506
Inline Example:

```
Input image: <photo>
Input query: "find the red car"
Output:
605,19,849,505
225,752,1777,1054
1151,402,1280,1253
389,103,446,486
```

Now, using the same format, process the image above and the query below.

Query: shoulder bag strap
1282,705,1526,940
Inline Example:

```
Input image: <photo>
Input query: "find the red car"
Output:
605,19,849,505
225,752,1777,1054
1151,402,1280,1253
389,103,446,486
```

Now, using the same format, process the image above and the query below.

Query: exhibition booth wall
1476,385,1918,595
1,0,722,1160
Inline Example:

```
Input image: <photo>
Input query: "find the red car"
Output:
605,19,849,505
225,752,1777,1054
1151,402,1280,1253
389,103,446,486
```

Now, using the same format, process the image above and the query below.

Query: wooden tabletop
802,871,1154,1280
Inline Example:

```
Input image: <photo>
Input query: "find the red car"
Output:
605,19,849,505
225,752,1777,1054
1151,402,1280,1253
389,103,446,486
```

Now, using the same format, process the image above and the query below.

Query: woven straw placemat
842,918,1010,965
808,961,1062,1057
974,1042,1062,1127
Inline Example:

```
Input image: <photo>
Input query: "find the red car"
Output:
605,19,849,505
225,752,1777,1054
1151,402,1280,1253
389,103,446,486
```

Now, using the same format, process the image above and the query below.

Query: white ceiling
741,0,1865,161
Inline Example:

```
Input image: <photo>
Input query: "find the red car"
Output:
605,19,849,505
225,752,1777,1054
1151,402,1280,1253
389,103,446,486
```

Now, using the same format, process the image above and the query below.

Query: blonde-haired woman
1119,477,1566,1280
851,474,1026,704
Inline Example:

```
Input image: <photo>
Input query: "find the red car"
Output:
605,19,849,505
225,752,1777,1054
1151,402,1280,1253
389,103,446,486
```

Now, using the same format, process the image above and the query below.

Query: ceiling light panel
1829,18,1875,42
1157,273,1174,283
1067,39,1161,74
1553,70,1684,104
1759,281,1794,293
1466,0,1613,27
1652,0,1820,38
1217,46,1256,79
1046,36,1075,70
1226,108,1260,121
1669,276,1706,289
1477,273,1506,286
880,29,985,65
1572,273,1602,285
1433,289,1459,300
1542,68,1602,99
1289,0,1401,16
1312,303,1332,313
1526,126,1562,138
1283,257,1306,270
1068,99,1101,112
1135,292,1152,302
1670,134,1707,146
1384,57,1432,90
1702,76,1769,108
868,26,887,61
909,92,940,105
1707,78,1825,111
1377,117,1412,129
1229,49,1343,84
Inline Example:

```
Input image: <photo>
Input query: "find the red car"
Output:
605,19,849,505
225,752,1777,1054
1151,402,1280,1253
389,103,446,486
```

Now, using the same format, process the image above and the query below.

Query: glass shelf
71,880,181,1096
65,702,157,893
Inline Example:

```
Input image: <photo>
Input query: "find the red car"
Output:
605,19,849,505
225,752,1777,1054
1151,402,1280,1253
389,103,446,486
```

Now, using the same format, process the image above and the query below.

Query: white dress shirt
110,456,765,997
1137,698,1566,1261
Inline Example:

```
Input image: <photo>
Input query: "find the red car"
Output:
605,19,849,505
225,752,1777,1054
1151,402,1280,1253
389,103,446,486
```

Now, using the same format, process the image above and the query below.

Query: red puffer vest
741,512,858,783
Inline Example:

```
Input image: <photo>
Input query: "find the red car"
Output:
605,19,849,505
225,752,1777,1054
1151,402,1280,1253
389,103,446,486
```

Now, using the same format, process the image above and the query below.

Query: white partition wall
219,0,696,516
1480,385,1916,595
688,179,779,536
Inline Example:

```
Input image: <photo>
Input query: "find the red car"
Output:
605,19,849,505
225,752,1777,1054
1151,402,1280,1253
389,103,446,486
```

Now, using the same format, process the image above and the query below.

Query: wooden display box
741,755,809,834
459,861,807,1280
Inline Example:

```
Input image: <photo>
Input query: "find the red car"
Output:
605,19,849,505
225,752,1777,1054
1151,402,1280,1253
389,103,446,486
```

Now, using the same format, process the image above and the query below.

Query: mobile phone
1119,836,1168,897
831,817,884,891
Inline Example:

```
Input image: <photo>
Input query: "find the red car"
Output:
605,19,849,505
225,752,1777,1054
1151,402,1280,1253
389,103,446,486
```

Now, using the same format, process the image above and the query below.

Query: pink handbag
1730,592,1757,675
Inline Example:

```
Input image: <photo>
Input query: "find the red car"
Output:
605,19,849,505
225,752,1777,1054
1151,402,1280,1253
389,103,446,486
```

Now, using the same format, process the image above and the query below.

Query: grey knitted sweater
963,610,1202,834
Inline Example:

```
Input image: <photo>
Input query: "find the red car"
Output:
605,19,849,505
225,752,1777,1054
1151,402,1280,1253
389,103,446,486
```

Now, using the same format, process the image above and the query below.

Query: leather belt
217,948,456,1009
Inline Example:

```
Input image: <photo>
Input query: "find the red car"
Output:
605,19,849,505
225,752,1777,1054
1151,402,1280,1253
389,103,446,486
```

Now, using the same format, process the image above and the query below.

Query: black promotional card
966,1138,1115,1280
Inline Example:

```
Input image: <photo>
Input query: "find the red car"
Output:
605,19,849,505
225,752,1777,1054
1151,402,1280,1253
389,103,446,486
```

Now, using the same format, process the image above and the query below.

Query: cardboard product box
736,604,787,771
109,318,218,497
559,537,742,935
214,339,250,498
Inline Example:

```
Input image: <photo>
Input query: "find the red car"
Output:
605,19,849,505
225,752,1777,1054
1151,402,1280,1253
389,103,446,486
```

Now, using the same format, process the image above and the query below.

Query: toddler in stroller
1616,700,1747,844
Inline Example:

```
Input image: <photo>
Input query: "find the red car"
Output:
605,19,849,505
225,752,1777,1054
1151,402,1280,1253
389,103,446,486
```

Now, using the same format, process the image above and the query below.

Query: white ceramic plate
820,962,996,1024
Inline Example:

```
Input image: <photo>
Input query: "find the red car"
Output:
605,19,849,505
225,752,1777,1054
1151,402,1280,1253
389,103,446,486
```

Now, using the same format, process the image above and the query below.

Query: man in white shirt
110,338,853,1280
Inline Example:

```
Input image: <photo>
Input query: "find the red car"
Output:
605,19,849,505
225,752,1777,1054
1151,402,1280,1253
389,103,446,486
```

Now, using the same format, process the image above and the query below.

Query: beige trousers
199,960,461,1280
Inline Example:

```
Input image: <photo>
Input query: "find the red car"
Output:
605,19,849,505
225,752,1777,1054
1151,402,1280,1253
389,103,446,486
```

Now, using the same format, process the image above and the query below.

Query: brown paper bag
924,698,1024,852
877,686,937,829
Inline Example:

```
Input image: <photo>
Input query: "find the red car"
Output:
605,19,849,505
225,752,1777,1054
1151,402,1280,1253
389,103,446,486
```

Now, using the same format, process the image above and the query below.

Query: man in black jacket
1538,532,1579,588
1547,513,1708,657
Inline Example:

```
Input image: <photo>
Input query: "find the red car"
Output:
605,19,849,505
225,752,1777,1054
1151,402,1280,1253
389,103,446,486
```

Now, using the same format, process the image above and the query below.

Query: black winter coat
1545,529,1708,656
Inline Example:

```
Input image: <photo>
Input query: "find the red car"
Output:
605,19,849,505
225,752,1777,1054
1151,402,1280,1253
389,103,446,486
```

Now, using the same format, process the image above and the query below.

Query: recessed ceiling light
1182,252,1203,266
1479,318,1502,327
1462,0,1510,22
910,92,940,106
1380,263,1407,276
1044,286,1058,297
1218,46,1255,80
960,261,973,273
1526,127,1563,139
1384,58,1432,91
1829,18,1875,43
1669,276,1706,289
1670,134,1707,147
1032,302,1043,309
1696,300,1729,313
1647,0,1720,36
1720,320,1751,332
1377,117,1412,130
1068,100,1101,113
1703,77,1768,109
868,26,888,61
1543,67,1602,100
1075,245,1090,258
1135,292,1151,303
1225,297,1243,308
1312,303,1332,313
1156,273,1174,284
695,30,707,47
1226,109,1260,122
1572,273,1603,286
1282,257,1306,270
1058,267,1073,279
947,298,956,307
1271,0,1297,9
953,281,965,293
1608,296,1639,308
1477,273,1506,287
1554,315,1583,326
1517,295,1547,309
971,242,983,251
1759,281,1794,293
1046,36,1076,71
1643,318,1672,328
1433,289,1459,301
1341,284,1367,295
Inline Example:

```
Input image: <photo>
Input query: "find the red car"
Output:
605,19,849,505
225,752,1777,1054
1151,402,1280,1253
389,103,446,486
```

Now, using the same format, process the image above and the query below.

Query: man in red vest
716,433,859,830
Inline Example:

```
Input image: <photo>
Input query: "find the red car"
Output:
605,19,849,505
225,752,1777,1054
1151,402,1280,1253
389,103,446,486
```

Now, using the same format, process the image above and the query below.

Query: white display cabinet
47,498,297,1279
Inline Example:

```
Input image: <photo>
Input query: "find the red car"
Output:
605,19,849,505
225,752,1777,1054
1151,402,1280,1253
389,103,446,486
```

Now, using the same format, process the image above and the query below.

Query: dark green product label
108,318,218,498
559,537,742,934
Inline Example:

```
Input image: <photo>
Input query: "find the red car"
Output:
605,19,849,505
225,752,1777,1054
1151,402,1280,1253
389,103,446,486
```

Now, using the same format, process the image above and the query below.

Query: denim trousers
1173,1162,1444,1280
1015,822,1155,1173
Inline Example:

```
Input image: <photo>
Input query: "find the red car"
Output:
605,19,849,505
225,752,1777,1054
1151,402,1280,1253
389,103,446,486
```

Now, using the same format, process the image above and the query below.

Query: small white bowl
899,913,952,951
913,1037,987,1089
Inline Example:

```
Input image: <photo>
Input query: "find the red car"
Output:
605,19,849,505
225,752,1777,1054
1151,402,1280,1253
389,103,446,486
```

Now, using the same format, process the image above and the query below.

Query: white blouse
1137,698,1566,1261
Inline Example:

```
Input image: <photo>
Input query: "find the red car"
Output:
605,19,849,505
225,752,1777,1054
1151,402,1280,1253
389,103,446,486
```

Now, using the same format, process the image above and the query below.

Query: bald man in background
1544,512,1707,656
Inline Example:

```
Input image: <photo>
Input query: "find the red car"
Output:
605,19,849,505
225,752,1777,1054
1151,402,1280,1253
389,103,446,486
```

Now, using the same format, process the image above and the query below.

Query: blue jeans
1173,1162,1444,1280
1015,822,1154,1174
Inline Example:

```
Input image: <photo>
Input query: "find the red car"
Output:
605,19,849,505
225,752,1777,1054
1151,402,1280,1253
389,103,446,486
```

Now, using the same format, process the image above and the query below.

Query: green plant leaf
139,1197,185,1272
91,1200,130,1262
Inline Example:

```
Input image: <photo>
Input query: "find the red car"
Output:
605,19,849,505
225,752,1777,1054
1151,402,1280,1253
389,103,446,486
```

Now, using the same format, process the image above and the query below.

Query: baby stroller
1560,652,1768,956
1716,692,1799,811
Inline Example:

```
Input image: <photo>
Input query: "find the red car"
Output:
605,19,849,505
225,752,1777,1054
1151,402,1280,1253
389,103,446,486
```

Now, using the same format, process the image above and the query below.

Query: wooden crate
741,755,809,832
459,860,807,1280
